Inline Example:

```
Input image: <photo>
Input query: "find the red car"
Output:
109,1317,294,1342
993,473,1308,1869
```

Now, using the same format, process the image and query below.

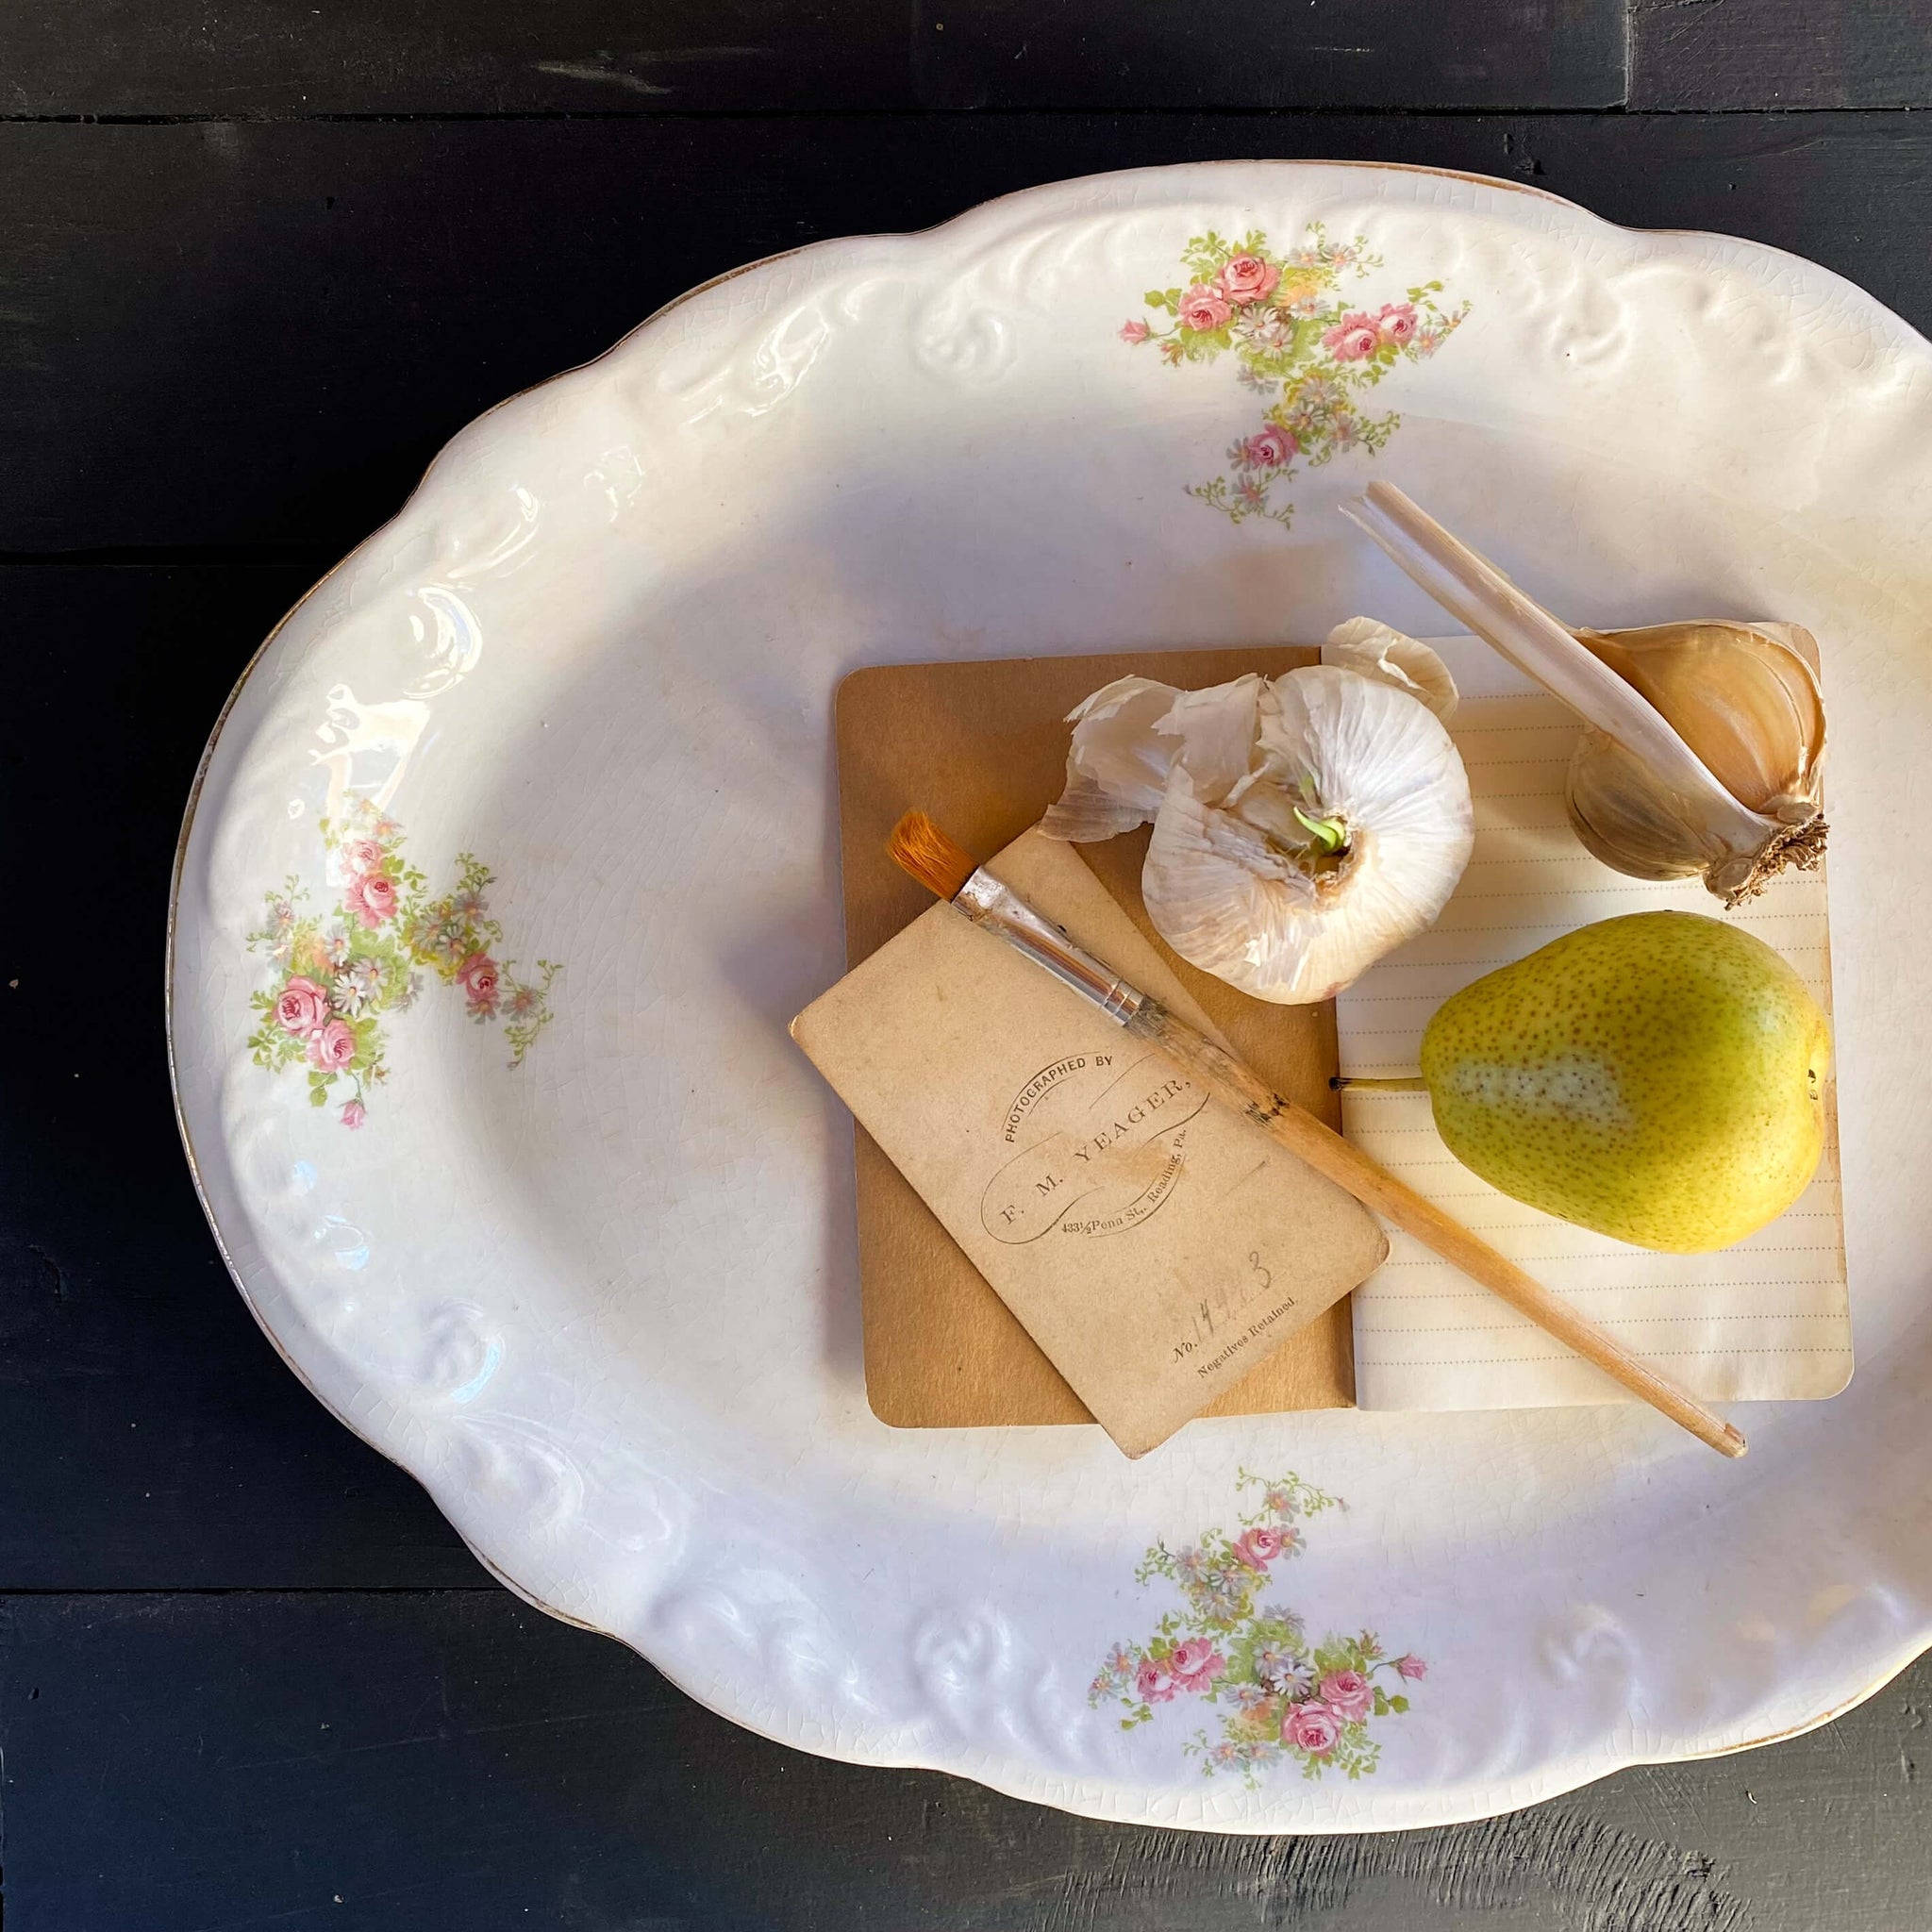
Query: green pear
1419,911,1830,1252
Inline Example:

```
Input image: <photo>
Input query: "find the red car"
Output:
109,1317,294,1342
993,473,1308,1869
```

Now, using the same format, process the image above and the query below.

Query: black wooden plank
0,562,487,1589
912,0,1626,112
1632,0,1932,109
6,1589,1932,1930
5,112,1929,558
4,0,905,118
4,0,1626,116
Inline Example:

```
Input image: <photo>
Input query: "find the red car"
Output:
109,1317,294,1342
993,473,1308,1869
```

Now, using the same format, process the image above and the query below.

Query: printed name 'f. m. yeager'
1069,1074,1193,1166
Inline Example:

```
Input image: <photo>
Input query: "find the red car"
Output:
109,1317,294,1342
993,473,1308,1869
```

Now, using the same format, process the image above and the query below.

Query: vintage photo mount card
792,829,1389,1457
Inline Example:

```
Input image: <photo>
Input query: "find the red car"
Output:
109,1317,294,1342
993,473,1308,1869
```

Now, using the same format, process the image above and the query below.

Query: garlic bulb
1342,482,1826,905
1041,660,1474,1003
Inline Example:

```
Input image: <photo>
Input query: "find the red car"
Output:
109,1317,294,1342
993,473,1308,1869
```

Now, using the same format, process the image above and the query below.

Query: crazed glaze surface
169,161,1932,1831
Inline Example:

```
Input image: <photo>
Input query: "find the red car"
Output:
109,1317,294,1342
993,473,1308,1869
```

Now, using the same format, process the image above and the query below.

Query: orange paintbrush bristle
888,810,980,902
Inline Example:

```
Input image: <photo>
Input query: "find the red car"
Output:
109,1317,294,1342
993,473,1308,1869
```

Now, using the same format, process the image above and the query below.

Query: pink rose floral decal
1089,1470,1426,1786
1219,253,1280,303
1119,223,1469,530
246,799,561,1126
457,951,502,1016
1284,1701,1341,1756
308,1018,358,1073
275,976,331,1037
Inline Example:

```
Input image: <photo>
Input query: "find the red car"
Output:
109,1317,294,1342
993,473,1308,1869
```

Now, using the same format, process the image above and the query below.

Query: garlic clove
1564,734,1719,882
1341,481,1826,906
1324,616,1459,722
1573,623,1824,820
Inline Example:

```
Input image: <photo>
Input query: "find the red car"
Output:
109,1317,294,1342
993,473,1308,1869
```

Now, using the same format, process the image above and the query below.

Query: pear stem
1332,1074,1428,1093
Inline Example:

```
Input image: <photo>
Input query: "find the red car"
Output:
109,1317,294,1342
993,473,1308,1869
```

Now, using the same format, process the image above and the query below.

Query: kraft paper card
792,827,1389,1457
835,646,1360,1429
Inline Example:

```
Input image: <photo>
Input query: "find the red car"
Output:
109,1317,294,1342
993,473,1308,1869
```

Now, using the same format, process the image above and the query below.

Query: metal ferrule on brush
954,870,1147,1024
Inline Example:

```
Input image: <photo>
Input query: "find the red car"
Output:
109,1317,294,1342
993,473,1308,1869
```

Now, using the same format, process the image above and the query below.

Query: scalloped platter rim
168,159,1932,1831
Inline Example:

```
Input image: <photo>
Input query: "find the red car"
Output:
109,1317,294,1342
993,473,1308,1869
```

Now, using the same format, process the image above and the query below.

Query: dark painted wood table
7,5,1932,1924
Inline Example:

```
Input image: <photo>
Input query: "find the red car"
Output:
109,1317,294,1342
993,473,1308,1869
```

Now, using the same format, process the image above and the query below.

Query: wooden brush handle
1125,999,1747,1459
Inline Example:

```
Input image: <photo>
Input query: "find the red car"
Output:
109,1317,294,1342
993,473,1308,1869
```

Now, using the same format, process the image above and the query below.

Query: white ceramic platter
170,161,1932,1830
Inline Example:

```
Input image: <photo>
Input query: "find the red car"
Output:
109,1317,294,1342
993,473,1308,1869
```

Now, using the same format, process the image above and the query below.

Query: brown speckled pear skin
1420,911,1830,1253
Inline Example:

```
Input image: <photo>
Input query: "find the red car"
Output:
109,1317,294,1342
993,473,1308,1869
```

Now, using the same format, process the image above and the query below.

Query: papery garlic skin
1343,482,1828,907
1041,663,1474,1004
1324,616,1459,722
1038,675,1191,841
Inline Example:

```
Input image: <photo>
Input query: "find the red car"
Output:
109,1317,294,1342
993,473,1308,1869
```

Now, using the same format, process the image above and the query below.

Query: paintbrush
888,810,1747,1459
